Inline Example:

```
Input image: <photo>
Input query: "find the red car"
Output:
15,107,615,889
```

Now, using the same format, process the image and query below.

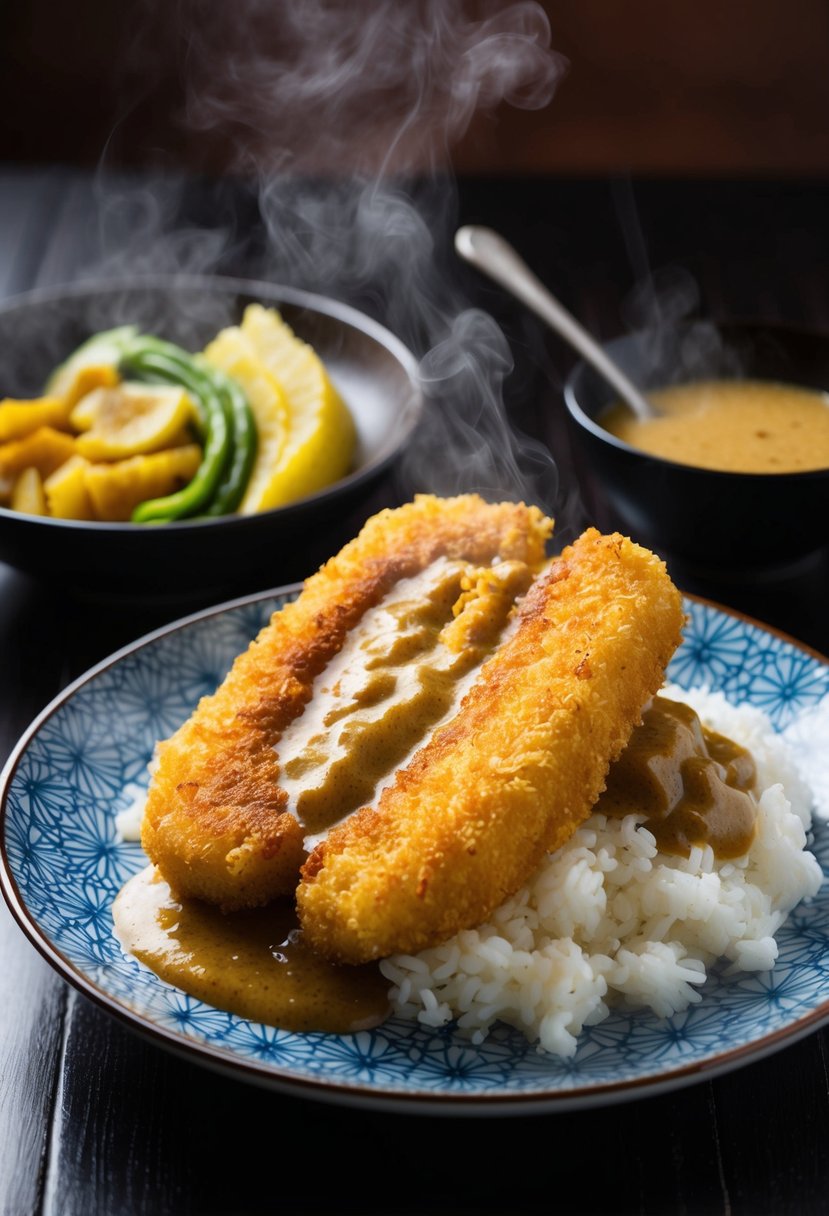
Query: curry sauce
599,696,757,858
602,379,829,473
277,556,533,840
113,866,389,1034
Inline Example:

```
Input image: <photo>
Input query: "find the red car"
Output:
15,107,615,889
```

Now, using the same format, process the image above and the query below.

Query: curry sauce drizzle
113,866,390,1034
598,696,758,858
278,557,533,836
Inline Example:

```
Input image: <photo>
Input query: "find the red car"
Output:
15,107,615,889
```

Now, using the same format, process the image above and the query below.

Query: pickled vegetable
120,340,236,523
0,427,77,498
44,455,95,520
63,365,121,409
85,445,202,521
3,308,354,524
46,327,136,400
10,467,46,515
0,397,71,442
71,383,196,460
202,332,288,514
204,306,354,514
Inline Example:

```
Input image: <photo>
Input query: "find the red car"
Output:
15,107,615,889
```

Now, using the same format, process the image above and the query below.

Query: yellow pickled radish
239,305,355,508
71,383,196,461
84,445,202,521
0,396,72,442
0,426,77,498
44,455,95,520
10,467,47,516
202,329,289,513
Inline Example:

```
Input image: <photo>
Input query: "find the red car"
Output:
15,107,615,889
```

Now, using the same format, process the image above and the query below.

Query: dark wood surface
1,169,828,1216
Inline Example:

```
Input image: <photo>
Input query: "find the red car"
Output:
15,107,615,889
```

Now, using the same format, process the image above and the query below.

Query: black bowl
563,322,829,578
0,276,421,600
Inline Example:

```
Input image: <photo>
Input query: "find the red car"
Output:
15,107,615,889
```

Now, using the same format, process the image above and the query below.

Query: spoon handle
455,225,654,421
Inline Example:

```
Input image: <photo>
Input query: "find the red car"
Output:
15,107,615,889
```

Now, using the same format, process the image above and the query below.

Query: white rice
380,685,824,1057
114,782,148,842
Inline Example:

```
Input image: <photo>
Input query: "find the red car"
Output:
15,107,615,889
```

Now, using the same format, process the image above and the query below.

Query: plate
2,591,828,1114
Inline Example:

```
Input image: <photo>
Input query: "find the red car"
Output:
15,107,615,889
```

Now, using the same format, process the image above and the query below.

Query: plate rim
1,585,828,1114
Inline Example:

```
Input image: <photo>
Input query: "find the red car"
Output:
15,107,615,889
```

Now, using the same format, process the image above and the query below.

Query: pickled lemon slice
202,330,289,514
204,306,355,514
240,305,355,509
70,384,196,461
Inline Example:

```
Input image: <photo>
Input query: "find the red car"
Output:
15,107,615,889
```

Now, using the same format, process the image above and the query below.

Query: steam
182,1,562,176
614,181,743,386
90,1,568,518
95,180,229,278
414,309,556,504
622,266,744,387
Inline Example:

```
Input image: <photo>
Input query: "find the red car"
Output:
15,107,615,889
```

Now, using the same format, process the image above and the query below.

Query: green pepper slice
121,338,232,523
200,364,258,517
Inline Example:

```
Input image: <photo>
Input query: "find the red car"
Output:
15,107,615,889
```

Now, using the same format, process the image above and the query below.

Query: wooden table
1,168,827,1215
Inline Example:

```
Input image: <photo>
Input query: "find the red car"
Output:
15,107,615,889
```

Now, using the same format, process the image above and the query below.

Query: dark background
1,0,828,175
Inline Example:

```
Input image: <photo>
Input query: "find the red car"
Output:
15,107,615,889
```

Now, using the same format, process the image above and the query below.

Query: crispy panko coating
141,494,552,909
297,529,684,963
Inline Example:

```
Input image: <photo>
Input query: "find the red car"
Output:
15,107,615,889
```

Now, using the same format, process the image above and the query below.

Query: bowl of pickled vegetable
0,276,422,599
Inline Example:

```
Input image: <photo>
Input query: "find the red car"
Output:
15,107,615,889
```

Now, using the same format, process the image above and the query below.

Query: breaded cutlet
141,494,552,909
297,529,684,963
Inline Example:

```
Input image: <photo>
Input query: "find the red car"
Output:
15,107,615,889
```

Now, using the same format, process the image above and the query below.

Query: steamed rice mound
380,686,823,1057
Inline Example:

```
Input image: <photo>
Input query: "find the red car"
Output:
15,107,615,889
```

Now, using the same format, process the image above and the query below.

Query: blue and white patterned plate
1,590,828,1114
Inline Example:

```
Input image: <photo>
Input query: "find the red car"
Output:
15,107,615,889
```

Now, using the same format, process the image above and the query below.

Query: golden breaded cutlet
141,494,552,909
297,529,684,962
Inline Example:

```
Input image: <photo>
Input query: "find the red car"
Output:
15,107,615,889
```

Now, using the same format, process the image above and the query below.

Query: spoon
454,225,656,421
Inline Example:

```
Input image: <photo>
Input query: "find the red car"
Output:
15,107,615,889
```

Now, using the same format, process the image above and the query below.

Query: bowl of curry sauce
563,322,829,577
